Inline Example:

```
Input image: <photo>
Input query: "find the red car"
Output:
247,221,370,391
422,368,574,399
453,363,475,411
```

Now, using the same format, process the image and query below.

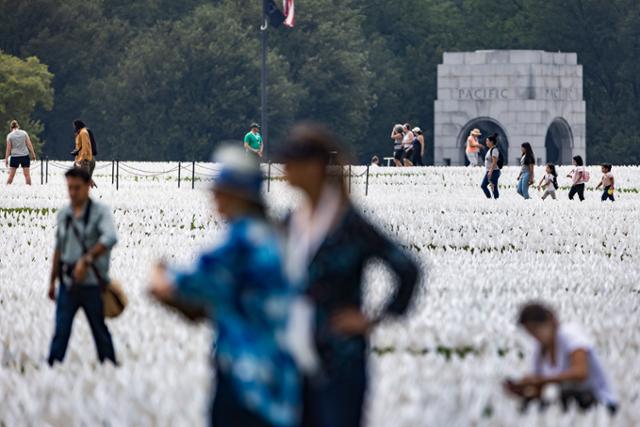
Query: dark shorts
9,155,30,169
393,149,404,161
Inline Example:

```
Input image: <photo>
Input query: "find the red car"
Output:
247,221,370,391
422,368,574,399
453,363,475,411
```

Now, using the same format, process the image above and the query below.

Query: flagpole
261,0,269,162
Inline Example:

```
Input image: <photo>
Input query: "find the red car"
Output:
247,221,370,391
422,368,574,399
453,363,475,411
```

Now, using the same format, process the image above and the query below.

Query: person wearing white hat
465,128,484,167
412,127,425,166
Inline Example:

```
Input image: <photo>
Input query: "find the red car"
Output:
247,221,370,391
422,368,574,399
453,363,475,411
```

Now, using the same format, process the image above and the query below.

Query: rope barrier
194,163,221,173
93,163,112,170
118,163,180,178
271,165,286,174
49,162,71,170
268,164,367,178
119,162,180,175
193,170,216,178
6,159,374,195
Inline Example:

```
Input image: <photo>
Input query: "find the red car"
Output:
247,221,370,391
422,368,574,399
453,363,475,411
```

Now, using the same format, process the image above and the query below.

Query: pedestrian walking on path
400,123,415,167
391,124,404,167
73,120,97,188
5,120,36,185
465,128,483,166
480,134,502,199
47,167,118,366
567,155,588,201
596,164,615,202
516,142,536,199
537,164,558,200
412,127,425,166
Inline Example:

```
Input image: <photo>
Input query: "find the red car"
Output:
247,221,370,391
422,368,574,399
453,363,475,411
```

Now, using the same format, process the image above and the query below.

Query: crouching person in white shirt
504,302,618,414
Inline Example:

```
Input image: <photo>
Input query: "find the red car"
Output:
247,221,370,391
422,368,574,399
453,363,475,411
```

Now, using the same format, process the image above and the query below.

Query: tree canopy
0,0,638,163
0,50,53,154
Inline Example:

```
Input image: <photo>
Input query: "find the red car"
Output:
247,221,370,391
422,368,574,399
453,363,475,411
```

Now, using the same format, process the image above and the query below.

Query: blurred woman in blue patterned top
148,146,299,427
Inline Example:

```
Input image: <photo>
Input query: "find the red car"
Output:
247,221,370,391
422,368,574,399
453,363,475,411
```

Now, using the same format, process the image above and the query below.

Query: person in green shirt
244,123,264,158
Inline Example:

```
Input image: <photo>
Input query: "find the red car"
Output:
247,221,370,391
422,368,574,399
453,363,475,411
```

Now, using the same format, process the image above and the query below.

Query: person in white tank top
400,123,415,166
4,120,36,185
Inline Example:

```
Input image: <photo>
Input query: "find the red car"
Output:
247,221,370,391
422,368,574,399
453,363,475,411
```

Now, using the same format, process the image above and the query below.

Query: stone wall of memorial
434,50,586,166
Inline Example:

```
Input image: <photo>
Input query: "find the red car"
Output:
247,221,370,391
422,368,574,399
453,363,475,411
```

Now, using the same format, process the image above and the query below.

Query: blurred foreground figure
48,168,118,365
148,146,299,427
505,302,618,414
279,123,420,427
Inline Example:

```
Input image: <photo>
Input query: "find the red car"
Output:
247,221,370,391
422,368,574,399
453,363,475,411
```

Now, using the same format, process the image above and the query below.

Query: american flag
283,0,295,27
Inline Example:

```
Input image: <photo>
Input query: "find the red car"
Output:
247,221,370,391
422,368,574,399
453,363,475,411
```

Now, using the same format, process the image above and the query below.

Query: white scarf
284,184,344,374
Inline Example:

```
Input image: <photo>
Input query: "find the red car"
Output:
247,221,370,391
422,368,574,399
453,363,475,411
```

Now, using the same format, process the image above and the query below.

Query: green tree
92,2,302,160
1,0,639,164
0,51,54,154
514,0,640,164
272,0,374,157
0,0,135,158
356,0,466,163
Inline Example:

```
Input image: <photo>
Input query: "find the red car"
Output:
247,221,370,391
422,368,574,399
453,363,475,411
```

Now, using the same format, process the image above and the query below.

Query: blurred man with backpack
47,167,118,365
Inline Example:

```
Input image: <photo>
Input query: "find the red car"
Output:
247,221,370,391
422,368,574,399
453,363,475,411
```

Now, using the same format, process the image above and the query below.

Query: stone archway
545,118,574,165
458,118,509,166
435,51,586,166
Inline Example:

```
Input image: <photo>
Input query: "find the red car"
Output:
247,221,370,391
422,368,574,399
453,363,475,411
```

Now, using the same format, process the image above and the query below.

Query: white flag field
1,163,639,426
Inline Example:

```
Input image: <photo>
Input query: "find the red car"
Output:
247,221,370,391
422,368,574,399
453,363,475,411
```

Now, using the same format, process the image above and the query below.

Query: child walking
567,155,589,201
537,163,558,200
596,163,615,202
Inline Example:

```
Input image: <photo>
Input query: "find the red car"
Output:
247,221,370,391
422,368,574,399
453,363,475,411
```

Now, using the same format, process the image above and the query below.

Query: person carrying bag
48,167,123,366
66,205,127,318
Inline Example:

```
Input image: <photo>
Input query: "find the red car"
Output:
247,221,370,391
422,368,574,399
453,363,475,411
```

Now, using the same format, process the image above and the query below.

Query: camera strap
63,199,107,289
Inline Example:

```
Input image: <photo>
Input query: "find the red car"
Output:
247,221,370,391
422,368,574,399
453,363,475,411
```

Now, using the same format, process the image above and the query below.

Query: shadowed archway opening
545,118,573,165
458,118,509,166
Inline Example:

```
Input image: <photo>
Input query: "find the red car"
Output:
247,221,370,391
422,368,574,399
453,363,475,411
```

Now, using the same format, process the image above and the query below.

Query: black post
40,159,44,185
192,161,195,189
111,160,115,185
365,165,370,196
261,0,269,161
45,157,49,184
348,165,352,194
178,162,181,188
116,160,119,191
267,161,271,192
